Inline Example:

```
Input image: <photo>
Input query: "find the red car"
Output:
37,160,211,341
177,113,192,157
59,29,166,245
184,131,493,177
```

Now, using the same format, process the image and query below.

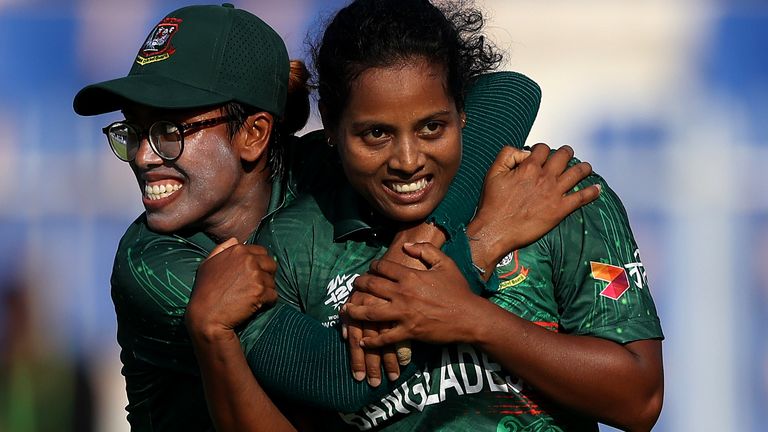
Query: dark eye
361,127,389,145
419,121,443,137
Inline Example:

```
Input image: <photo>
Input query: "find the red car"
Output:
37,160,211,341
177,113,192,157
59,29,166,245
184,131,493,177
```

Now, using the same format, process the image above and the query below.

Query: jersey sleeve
428,71,541,236
549,168,664,344
237,212,421,413
238,303,421,413
112,216,216,374
430,72,541,293
111,216,217,430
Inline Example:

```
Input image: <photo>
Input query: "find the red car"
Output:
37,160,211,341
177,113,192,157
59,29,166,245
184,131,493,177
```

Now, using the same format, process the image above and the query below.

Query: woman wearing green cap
187,0,663,431
76,3,597,431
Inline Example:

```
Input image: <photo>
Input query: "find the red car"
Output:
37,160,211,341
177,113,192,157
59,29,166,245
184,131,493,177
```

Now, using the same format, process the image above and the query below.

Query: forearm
239,303,419,412
381,222,446,268
190,327,296,432
464,298,663,431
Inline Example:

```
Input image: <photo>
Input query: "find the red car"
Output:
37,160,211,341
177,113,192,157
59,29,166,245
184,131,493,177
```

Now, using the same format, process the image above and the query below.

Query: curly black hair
313,0,502,127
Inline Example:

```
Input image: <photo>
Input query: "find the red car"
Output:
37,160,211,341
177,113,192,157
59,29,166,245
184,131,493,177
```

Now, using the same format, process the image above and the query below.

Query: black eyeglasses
102,115,235,162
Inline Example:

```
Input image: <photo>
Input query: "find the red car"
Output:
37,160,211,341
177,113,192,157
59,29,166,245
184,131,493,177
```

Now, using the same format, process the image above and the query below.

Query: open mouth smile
387,177,430,195
144,182,183,201
388,177,429,194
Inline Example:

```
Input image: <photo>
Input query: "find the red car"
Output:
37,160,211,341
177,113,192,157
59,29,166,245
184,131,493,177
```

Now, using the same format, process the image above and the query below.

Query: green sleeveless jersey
249,170,663,432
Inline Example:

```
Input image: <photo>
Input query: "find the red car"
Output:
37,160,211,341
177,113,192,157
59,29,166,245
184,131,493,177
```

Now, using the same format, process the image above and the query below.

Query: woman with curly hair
187,0,662,431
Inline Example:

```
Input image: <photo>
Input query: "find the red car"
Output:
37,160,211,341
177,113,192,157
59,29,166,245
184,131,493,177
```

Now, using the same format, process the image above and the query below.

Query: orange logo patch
590,262,630,300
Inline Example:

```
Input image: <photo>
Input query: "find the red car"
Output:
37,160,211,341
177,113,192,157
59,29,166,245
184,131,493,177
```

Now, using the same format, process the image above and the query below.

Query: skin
329,60,463,224
124,103,296,430
345,245,664,431
187,57,604,432
125,105,274,243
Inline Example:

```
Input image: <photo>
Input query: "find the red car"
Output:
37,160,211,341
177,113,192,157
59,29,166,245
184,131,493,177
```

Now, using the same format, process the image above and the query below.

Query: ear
235,111,274,163
459,111,467,129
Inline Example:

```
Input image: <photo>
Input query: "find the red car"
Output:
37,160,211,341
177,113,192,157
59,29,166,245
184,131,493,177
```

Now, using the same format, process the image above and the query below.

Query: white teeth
144,183,182,200
391,178,428,193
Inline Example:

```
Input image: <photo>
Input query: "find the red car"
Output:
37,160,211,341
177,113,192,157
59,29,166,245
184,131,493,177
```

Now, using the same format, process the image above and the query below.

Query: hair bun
283,60,311,135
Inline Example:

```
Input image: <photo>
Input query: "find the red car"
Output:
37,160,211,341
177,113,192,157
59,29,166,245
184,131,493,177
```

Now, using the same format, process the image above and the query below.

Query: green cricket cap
73,3,289,117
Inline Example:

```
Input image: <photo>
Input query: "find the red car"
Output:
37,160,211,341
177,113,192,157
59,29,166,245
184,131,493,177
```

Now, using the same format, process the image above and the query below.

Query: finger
360,327,410,349
255,254,278,274
402,241,445,269
347,320,366,381
243,244,271,256
526,143,552,166
354,274,397,301
344,303,401,322
208,237,239,259
542,145,575,177
381,326,400,380
557,161,592,192
368,258,412,282
488,146,531,175
260,282,279,306
562,183,601,210
364,322,382,387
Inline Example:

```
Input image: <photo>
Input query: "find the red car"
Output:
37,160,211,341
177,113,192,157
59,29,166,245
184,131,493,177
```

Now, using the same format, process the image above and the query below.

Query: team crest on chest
496,250,529,290
136,17,181,65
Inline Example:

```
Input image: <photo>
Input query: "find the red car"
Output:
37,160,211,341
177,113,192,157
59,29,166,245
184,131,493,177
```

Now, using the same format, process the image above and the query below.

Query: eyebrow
350,109,452,131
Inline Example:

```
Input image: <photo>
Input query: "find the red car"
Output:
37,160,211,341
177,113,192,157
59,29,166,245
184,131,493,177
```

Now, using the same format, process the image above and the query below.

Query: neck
204,174,273,244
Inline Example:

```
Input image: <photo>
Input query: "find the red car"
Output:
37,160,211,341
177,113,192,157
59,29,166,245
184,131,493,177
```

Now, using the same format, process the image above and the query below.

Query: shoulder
111,215,212,318
258,189,337,252
115,214,214,259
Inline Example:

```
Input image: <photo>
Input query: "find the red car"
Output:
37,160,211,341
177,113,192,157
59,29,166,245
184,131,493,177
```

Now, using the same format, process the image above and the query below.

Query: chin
382,205,436,224
145,213,185,234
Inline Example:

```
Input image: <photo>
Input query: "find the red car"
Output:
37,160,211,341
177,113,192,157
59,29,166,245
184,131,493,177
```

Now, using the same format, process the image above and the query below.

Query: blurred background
0,0,765,430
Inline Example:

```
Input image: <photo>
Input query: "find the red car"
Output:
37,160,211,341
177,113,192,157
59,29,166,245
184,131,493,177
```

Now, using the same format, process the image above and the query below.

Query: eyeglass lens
106,121,183,162
149,121,182,160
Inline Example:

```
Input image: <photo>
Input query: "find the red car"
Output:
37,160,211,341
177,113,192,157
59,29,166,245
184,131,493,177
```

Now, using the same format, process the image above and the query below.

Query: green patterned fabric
242,169,662,431
110,71,541,431
429,72,541,236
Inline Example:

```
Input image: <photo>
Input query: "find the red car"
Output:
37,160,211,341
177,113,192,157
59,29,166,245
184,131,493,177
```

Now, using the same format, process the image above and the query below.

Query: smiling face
330,58,463,223
123,105,244,235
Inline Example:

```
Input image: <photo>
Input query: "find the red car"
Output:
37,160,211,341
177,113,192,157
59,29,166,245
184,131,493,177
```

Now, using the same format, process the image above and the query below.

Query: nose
132,136,163,168
388,136,425,175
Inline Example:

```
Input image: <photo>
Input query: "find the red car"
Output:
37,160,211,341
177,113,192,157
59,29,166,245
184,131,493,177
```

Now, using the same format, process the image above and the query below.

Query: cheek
185,135,241,198
339,144,382,179
439,134,462,176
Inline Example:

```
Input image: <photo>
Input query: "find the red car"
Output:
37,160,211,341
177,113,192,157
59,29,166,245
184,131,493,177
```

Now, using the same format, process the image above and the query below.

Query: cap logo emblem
136,17,182,66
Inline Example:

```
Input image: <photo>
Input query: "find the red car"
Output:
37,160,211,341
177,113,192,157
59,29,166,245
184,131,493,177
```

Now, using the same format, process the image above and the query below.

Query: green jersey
110,72,543,431
250,170,663,432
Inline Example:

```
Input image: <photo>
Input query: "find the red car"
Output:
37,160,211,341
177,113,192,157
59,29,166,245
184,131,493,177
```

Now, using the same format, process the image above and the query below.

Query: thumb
488,146,531,176
208,237,239,260
402,242,444,269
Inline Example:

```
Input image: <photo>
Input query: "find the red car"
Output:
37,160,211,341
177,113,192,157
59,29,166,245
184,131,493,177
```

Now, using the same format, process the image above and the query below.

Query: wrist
460,296,497,345
395,221,447,247
465,219,496,275
187,317,237,346
466,214,517,273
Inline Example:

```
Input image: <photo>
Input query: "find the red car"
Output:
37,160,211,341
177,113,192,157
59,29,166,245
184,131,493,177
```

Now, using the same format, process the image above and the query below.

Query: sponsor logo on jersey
497,250,529,290
340,344,539,430
624,249,647,290
590,262,630,300
136,18,181,65
324,273,359,310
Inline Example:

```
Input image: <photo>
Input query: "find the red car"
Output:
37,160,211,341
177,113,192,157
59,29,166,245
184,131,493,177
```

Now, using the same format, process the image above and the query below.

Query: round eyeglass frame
101,115,235,162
